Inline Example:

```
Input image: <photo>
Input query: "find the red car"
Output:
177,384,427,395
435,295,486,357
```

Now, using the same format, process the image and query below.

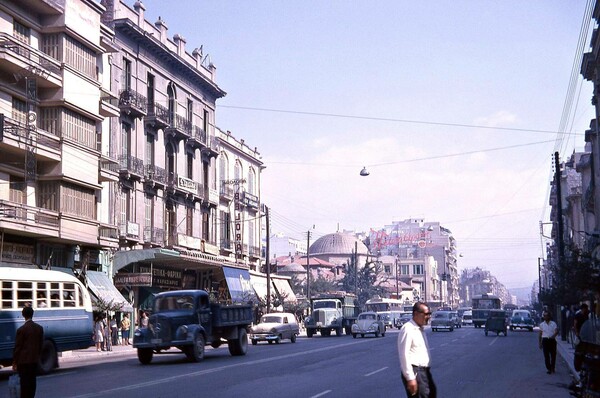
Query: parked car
250,312,300,345
351,312,386,338
462,310,473,326
449,311,462,328
395,312,413,329
509,310,534,332
431,311,454,332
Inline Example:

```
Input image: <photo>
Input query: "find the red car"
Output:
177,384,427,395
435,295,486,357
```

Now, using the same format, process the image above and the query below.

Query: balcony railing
1,116,61,152
0,199,59,228
249,245,261,258
0,33,61,77
165,114,191,140
99,224,119,239
118,221,140,240
118,89,147,117
221,238,233,251
220,184,234,200
144,164,167,186
188,125,207,147
145,102,169,129
118,155,144,178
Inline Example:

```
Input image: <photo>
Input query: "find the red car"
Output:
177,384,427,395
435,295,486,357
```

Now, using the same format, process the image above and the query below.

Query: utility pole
265,205,271,313
354,241,358,295
554,152,565,287
306,229,311,305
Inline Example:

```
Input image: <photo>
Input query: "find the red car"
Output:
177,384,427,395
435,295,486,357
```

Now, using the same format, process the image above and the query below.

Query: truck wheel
307,329,314,338
321,329,331,337
345,326,352,335
336,327,343,336
138,348,153,364
291,333,297,343
352,333,357,338
186,333,205,362
228,328,248,356
39,340,57,374
251,339,258,345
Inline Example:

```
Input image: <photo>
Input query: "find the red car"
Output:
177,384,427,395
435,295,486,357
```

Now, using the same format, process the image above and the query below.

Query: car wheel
268,340,273,344
361,334,365,338
529,327,533,332
450,327,454,332
307,329,314,338
275,335,281,344
485,330,488,336
138,348,153,365
291,333,297,343
187,333,206,362
375,330,380,338
251,339,258,345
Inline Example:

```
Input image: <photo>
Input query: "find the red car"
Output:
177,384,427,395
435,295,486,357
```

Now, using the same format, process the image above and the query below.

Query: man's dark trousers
401,366,437,397
18,363,38,398
542,337,557,372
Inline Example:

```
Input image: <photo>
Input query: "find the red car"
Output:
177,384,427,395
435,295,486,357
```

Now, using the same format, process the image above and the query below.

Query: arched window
219,152,229,184
248,167,256,195
167,82,177,123
234,160,242,182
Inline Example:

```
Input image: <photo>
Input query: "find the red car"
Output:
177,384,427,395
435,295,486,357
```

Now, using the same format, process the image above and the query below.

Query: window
413,264,423,275
121,122,131,157
63,108,96,148
202,211,209,241
401,264,409,275
64,36,96,79
38,181,59,211
248,168,256,195
41,34,59,60
12,98,27,125
13,21,30,44
187,99,193,123
220,211,231,245
147,73,155,106
62,182,95,219
17,281,33,308
219,152,228,183
39,107,60,137
203,109,209,133
186,206,193,236
120,187,129,224
145,132,154,166
144,194,153,234
9,177,25,204
187,153,194,179
167,83,176,122
122,58,131,91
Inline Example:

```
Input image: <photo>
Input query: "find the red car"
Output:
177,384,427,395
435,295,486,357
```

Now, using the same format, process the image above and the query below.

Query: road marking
489,337,498,346
68,339,374,398
310,390,332,398
43,371,77,379
451,339,459,342
364,366,388,377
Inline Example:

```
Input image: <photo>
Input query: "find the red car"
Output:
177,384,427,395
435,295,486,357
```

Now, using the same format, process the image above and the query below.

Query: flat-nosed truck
304,292,359,337
133,289,253,364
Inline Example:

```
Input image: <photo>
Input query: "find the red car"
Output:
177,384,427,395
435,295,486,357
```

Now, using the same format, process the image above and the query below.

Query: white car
351,312,386,338
250,313,300,344
462,310,473,326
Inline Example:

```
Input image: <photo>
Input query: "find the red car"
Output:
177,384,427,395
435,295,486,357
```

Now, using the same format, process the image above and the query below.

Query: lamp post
395,255,399,300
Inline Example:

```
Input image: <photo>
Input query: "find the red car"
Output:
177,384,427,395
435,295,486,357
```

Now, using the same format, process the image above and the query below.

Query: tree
340,259,388,309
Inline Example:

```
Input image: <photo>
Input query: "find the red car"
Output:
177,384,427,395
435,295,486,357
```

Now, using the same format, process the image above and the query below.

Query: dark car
485,309,508,336
509,310,534,332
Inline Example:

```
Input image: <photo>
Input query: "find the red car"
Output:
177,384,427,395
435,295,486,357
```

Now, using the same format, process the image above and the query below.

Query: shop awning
272,277,297,303
249,272,277,302
222,266,256,303
87,271,133,312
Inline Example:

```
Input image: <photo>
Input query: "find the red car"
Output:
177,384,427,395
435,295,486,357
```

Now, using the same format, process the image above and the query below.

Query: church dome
309,232,368,255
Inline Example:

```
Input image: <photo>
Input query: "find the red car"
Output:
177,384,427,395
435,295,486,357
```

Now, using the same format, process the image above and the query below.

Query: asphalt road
0,326,575,398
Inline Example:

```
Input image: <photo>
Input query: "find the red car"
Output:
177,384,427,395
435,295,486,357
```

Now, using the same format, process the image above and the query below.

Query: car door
282,315,291,339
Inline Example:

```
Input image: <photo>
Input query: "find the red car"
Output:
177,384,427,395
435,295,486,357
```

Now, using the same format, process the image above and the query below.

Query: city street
0,326,575,397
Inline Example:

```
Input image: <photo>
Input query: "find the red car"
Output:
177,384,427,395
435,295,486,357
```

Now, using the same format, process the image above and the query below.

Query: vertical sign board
226,178,246,261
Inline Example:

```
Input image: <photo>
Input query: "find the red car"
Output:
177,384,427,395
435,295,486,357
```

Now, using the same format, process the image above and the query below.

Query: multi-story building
100,0,262,310
0,0,265,319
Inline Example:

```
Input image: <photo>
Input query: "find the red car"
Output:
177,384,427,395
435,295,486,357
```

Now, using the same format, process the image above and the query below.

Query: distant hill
509,287,533,305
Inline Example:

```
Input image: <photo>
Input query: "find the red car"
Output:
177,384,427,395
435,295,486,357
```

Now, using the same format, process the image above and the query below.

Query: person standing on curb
12,306,44,398
538,310,558,374
121,313,131,345
398,302,436,397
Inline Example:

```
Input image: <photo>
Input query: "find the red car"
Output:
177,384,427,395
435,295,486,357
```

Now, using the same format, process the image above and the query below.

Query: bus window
63,283,76,307
50,282,61,307
1,281,13,309
77,285,84,307
17,281,33,307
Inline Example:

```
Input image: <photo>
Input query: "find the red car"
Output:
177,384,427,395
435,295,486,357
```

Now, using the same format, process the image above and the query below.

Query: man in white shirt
538,310,559,374
397,302,436,397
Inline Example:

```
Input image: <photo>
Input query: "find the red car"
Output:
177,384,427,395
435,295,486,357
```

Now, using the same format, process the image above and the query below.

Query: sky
132,0,595,290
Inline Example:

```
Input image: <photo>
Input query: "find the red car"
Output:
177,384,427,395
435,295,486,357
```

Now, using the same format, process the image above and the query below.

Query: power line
218,104,584,136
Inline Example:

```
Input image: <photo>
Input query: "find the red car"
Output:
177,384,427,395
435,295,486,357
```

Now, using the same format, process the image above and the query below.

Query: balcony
220,184,234,201
144,164,167,188
98,223,119,247
99,152,119,183
187,125,207,148
99,92,120,118
165,114,191,141
220,238,233,252
143,226,165,246
145,102,169,130
249,245,261,259
119,221,140,241
118,155,144,179
118,89,147,118
0,199,60,237
0,33,61,88
1,116,61,157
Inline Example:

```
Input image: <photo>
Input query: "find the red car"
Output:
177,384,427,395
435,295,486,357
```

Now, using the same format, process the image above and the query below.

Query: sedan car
351,312,386,338
509,310,534,332
395,312,413,329
431,311,454,332
250,312,300,345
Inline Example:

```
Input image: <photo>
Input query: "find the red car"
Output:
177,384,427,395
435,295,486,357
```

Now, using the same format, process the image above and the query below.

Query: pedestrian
538,310,558,374
94,316,104,352
397,302,436,398
140,312,149,328
121,313,131,345
110,317,118,346
574,303,590,341
12,306,44,398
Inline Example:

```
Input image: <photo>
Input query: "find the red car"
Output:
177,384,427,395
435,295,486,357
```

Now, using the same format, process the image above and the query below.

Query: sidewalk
59,342,136,363
556,337,579,382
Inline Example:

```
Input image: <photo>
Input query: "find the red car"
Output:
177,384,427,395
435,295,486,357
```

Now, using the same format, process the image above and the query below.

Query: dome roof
309,232,368,255
279,262,306,273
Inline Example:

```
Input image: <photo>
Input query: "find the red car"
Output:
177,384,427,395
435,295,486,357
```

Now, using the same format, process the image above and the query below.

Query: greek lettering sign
114,273,152,287
0,243,34,264
139,266,182,289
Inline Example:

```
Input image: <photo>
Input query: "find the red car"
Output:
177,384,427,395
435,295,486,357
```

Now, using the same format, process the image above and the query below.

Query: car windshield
434,312,449,319
262,316,283,323
155,295,195,311
359,313,376,320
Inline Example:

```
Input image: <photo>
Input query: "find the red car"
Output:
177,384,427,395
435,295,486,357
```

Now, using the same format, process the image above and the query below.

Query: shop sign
0,243,34,264
139,265,182,289
114,272,152,287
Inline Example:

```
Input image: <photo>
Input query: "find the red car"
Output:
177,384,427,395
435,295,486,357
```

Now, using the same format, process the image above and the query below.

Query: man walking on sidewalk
539,310,559,374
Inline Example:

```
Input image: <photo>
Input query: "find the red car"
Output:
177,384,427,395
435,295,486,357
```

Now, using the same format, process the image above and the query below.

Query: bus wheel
39,340,57,374
138,348,153,364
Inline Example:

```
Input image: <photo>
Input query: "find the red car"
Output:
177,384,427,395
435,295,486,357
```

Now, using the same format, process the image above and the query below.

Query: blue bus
471,293,502,328
0,267,94,373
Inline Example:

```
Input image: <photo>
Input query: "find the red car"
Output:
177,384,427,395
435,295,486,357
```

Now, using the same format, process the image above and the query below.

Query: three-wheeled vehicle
484,309,508,336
